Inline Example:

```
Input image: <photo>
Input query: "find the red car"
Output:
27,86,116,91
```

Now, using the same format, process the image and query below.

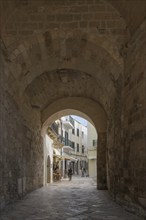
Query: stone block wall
122,20,146,211
0,54,44,210
4,0,126,35
107,19,146,216
0,0,145,216
97,132,107,190
106,74,123,196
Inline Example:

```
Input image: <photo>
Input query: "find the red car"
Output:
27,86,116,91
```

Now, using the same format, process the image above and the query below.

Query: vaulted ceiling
0,0,145,122
108,0,145,34
0,0,145,35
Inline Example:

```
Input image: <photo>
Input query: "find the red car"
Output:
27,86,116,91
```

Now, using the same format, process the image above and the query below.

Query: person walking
68,167,73,181
81,167,84,177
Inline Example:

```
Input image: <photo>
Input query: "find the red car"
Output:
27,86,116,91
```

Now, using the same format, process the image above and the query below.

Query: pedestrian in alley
81,167,84,177
68,167,73,181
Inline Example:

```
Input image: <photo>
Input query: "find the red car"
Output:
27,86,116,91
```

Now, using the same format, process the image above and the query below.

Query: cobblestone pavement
0,177,143,220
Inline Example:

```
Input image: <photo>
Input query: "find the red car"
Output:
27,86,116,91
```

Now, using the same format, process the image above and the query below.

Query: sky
71,115,87,126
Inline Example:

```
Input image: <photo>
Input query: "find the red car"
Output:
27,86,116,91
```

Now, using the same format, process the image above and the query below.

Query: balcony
51,122,59,135
62,116,74,129
47,122,63,149
62,137,72,146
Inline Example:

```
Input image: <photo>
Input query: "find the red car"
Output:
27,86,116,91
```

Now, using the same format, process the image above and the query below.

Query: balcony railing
47,122,64,148
62,137,72,147
51,122,59,135
62,116,74,129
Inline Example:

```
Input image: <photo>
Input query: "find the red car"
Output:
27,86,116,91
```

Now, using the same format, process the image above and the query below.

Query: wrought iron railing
51,122,59,135
64,116,74,127
62,137,72,147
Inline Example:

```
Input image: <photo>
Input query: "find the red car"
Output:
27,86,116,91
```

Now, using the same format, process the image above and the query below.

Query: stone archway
0,0,145,215
41,97,107,189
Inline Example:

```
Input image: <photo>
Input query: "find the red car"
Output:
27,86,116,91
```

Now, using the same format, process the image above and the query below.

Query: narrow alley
0,177,142,220
0,0,146,218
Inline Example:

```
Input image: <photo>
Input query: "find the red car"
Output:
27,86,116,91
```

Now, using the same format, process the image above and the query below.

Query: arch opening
41,98,107,190
0,0,145,216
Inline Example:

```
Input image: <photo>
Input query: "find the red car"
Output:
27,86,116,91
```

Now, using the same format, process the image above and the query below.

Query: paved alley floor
0,177,143,220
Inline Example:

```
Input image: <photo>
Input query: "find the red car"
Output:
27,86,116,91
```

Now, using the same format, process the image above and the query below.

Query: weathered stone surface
0,65,44,210
0,0,146,218
97,132,107,190
106,19,146,216
0,177,143,220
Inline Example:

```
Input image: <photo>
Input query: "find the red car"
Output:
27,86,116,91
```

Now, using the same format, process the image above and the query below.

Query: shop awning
53,153,77,161
63,155,77,161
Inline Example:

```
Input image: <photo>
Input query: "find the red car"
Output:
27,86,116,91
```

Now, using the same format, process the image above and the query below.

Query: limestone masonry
0,0,146,218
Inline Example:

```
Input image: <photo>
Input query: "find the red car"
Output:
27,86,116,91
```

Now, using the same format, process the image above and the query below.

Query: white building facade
61,116,88,177
87,122,98,178
44,116,89,183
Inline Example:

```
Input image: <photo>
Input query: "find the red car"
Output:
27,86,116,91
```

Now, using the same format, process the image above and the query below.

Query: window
82,145,84,154
72,142,75,149
65,131,68,145
72,129,75,134
77,128,79,136
77,143,79,152
82,131,84,138
93,139,97,146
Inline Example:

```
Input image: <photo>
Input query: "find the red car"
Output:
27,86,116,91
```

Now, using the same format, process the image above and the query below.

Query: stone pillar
97,132,107,190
